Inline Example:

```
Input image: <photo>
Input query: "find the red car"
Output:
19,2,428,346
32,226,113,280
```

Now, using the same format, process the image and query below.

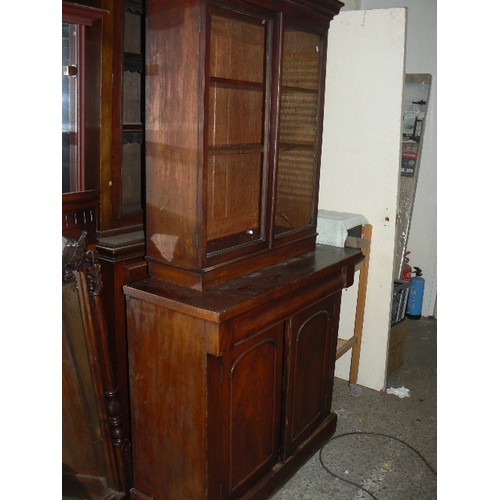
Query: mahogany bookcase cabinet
124,1,363,498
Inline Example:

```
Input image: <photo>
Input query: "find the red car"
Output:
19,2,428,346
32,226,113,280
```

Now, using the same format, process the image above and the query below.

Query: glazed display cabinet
144,0,342,290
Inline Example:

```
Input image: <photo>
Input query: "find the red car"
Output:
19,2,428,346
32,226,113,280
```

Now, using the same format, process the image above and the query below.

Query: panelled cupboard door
215,323,285,498
282,294,340,458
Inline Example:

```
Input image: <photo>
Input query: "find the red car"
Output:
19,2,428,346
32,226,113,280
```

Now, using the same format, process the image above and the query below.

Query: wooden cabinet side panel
145,0,205,270
126,297,211,498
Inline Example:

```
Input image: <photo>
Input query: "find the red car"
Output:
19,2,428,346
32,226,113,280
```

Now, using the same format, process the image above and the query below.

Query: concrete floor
271,317,437,500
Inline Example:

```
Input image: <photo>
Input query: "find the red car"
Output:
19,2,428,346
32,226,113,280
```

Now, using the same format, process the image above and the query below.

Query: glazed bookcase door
206,6,272,256
120,1,144,217
101,0,145,232
273,24,325,241
116,0,145,222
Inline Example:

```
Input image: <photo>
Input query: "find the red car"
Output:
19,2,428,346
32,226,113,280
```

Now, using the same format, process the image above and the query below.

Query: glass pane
210,10,265,83
207,9,269,253
207,152,262,249
208,84,263,146
124,10,142,54
121,141,143,214
121,3,144,217
62,22,79,193
123,71,142,124
274,27,322,237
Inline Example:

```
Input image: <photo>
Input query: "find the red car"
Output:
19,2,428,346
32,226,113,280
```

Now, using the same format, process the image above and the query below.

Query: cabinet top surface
124,245,362,322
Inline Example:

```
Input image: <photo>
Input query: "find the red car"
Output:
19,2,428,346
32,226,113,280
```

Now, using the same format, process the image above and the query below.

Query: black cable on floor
318,431,437,500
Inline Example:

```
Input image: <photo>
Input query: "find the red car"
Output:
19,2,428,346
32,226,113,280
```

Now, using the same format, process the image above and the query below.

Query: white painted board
319,8,407,390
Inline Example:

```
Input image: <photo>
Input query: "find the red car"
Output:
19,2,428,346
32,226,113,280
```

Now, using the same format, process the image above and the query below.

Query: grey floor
271,317,437,500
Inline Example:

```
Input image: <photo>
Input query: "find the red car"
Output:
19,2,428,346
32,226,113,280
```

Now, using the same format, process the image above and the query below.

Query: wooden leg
348,225,372,385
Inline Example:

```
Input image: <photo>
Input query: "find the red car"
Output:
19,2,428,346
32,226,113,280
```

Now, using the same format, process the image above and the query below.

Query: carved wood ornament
63,231,132,495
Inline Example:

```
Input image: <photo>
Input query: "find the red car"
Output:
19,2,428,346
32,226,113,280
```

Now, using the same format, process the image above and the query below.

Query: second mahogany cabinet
144,0,344,290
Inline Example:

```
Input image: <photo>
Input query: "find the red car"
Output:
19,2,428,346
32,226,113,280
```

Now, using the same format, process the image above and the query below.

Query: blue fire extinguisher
406,267,425,320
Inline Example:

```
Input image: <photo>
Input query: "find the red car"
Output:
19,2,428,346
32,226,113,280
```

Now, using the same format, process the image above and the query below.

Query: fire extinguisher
401,252,412,281
406,267,425,320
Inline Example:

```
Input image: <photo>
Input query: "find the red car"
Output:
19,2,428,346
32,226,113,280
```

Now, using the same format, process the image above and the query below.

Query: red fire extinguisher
401,251,412,281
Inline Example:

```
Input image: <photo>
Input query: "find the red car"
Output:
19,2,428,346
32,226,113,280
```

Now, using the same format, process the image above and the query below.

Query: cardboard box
387,320,408,374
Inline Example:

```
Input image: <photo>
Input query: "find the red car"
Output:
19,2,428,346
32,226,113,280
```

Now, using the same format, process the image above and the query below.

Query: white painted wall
319,8,406,390
360,0,437,317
